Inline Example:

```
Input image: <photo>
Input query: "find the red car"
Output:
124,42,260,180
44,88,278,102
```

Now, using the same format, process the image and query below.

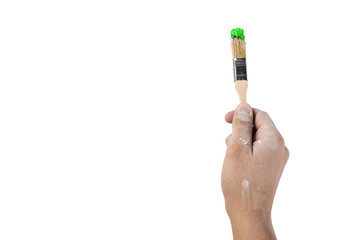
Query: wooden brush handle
235,80,248,103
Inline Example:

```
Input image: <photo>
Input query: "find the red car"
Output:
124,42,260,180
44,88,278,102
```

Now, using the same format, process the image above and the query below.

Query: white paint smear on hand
241,179,250,212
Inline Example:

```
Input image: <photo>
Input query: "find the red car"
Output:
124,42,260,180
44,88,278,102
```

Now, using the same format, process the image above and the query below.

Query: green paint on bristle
231,28,245,40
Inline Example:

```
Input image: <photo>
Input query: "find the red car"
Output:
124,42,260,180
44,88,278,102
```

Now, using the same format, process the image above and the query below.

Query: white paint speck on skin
241,180,250,212
242,180,249,189
239,137,249,145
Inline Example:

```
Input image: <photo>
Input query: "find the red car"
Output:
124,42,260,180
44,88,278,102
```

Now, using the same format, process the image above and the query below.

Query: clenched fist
222,104,289,240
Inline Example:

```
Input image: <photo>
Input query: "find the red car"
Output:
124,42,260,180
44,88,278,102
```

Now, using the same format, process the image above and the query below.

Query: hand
221,104,289,240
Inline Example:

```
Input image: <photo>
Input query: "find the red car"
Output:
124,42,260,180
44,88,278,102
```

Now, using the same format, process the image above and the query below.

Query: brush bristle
231,37,246,59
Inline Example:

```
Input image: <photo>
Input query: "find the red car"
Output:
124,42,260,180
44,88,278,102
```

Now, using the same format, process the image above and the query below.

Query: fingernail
236,104,252,115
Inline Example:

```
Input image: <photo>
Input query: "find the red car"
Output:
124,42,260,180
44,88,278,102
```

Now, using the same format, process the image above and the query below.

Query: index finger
225,110,235,124
252,108,282,142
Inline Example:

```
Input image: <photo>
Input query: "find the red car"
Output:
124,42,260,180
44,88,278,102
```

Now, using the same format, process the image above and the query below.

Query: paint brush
231,28,248,103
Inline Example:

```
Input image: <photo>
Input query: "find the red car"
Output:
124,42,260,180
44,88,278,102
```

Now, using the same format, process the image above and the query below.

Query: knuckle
225,134,232,145
233,115,253,129
234,120,253,129
277,135,285,145
267,135,284,151
285,147,290,160
262,111,270,118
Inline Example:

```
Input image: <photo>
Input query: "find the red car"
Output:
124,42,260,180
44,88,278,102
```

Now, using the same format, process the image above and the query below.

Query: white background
1,0,359,239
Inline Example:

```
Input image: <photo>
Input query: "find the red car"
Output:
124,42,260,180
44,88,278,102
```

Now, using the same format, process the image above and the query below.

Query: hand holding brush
221,28,290,240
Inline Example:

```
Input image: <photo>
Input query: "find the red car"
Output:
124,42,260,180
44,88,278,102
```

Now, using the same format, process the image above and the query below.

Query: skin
222,103,289,240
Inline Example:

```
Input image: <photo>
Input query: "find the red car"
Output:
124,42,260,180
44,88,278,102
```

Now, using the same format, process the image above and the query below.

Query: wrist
228,210,276,240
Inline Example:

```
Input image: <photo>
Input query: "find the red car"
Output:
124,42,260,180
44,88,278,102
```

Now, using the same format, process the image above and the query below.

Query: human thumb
230,103,253,149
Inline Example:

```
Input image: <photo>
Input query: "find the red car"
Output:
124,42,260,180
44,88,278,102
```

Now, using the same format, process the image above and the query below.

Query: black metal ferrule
233,58,247,81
